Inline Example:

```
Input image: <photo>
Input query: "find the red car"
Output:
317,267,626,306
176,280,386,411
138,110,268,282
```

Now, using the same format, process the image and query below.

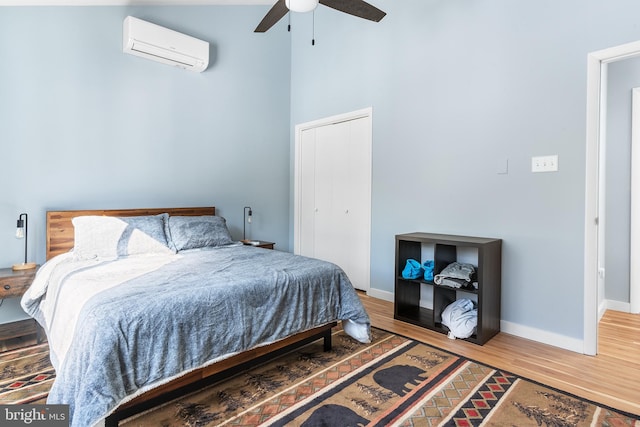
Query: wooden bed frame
45,207,336,426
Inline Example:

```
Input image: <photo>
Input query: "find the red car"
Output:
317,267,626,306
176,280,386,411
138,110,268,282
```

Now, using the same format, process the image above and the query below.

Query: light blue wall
2,1,639,345
289,0,640,341
0,6,291,321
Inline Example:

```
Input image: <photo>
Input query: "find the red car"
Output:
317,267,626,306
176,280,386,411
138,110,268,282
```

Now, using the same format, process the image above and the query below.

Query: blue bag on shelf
401,259,424,279
423,260,434,281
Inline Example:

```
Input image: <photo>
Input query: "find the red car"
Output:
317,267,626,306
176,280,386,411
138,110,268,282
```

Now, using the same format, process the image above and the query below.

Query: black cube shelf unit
394,232,502,345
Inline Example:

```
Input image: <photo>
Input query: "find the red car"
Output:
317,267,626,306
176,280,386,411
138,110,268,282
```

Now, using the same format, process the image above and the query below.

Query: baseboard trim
500,320,584,354
604,299,630,313
367,288,393,302
368,291,585,354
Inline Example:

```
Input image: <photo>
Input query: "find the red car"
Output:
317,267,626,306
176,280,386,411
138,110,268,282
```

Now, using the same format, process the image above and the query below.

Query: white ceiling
0,0,272,5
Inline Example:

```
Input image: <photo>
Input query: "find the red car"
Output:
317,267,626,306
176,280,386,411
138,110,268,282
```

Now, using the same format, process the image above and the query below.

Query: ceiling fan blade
255,0,289,33
319,0,386,22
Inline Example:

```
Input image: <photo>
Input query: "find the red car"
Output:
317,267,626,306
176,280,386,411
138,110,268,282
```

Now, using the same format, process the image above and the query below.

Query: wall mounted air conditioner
123,16,209,72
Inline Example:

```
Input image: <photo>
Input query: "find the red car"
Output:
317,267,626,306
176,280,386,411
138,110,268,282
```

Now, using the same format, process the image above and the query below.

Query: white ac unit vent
123,16,209,73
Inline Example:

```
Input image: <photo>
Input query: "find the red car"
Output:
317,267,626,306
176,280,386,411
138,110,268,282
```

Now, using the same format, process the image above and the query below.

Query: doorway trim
584,40,640,355
630,88,640,314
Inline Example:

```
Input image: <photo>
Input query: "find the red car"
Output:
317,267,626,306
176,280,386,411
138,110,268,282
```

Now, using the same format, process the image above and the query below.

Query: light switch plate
532,155,558,173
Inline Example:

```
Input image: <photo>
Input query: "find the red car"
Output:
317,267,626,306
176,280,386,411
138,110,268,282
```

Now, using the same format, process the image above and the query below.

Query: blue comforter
21,245,370,427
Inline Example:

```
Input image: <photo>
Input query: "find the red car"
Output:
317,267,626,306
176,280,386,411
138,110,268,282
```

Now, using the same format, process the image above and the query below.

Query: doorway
293,108,372,292
584,39,640,355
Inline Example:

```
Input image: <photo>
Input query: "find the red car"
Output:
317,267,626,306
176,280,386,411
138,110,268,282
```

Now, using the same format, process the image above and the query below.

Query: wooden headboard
46,207,215,261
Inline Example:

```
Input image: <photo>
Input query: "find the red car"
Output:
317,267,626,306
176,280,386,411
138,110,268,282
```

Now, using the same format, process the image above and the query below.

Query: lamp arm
21,213,28,265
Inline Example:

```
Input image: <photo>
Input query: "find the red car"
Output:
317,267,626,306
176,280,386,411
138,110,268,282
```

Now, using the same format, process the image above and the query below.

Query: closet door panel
299,128,317,257
342,117,371,289
313,123,350,268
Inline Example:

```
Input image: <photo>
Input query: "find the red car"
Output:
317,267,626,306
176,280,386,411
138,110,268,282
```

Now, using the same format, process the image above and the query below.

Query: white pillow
72,214,174,260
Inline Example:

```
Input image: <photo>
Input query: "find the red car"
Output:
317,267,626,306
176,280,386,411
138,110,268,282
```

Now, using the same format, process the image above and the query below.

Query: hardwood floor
360,294,640,416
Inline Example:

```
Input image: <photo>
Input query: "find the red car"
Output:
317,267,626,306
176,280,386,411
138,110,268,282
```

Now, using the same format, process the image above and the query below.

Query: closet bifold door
297,114,372,292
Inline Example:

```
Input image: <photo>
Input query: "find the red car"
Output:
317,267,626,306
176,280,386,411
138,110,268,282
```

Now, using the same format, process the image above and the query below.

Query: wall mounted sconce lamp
13,213,37,271
243,206,253,242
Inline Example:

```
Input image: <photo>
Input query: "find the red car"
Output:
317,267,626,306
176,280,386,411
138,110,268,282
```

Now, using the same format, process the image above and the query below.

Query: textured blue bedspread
22,245,370,427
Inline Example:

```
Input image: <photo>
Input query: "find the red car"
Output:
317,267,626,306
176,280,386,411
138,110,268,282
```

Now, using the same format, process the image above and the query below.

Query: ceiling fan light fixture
255,0,386,33
285,0,319,13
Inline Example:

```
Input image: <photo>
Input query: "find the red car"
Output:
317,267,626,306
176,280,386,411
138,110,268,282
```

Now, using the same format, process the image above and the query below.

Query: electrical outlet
531,155,558,173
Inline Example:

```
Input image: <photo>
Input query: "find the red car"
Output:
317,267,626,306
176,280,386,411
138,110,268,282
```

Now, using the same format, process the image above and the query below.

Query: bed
21,207,370,427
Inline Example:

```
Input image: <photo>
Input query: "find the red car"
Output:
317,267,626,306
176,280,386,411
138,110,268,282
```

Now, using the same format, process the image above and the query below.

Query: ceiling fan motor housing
285,0,319,13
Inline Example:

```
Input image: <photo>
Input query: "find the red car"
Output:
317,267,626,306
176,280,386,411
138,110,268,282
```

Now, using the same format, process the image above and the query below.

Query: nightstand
0,266,41,344
242,240,275,250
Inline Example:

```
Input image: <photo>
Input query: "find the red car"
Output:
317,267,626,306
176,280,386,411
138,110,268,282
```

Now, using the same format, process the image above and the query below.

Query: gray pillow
168,215,234,252
72,213,174,260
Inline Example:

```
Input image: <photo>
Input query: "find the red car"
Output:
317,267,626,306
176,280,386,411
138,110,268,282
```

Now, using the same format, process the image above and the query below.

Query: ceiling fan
254,0,386,33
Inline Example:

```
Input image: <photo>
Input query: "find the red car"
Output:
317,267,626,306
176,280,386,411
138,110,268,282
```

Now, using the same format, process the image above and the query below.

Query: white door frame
584,40,640,355
630,88,640,314
293,107,373,291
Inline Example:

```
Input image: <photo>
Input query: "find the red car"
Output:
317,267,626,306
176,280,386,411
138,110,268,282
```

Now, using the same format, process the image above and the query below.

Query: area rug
119,329,639,426
1,331,639,426
0,343,53,405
